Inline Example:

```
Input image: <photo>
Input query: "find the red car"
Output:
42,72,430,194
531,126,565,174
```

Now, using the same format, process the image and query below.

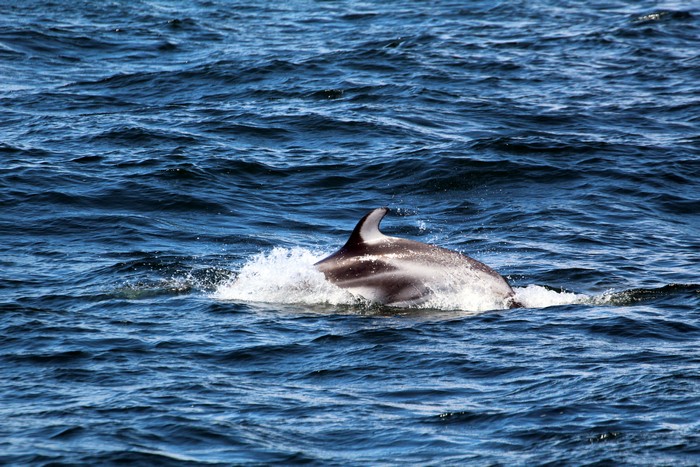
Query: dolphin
314,207,520,309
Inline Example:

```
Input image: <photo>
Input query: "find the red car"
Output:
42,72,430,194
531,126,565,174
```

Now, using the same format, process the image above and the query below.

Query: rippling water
2,0,699,464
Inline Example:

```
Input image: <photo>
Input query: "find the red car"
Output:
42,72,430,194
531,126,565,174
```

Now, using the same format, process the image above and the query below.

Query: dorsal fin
344,207,389,248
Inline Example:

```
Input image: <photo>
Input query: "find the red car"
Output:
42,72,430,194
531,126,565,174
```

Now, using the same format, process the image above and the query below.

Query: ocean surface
1,0,699,464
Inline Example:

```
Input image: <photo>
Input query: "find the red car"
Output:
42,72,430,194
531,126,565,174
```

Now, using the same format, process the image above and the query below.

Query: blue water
2,0,699,464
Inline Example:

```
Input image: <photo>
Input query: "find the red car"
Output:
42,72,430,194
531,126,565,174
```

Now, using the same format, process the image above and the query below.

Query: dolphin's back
315,208,517,308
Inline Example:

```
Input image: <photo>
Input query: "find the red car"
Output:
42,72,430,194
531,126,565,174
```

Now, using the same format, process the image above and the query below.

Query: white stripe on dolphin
314,207,520,309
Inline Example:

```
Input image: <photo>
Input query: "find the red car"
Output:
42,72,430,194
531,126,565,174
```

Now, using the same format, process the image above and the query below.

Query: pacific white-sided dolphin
315,207,520,309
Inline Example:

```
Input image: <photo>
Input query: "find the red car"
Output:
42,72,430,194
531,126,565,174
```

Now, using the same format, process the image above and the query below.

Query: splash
213,247,356,306
513,284,590,309
213,248,593,312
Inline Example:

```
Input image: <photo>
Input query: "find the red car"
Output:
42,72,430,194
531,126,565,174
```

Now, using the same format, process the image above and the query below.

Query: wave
213,248,699,314
213,248,596,313
212,248,355,307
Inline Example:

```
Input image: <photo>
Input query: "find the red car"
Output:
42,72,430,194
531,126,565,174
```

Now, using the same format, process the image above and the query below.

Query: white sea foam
213,247,356,306
214,248,596,312
512,284,590,309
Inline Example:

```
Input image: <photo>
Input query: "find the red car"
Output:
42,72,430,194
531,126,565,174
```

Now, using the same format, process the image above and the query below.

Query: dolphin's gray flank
314,207,520,308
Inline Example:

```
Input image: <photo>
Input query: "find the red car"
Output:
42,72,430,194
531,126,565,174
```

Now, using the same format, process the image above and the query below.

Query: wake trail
213,248,600,312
